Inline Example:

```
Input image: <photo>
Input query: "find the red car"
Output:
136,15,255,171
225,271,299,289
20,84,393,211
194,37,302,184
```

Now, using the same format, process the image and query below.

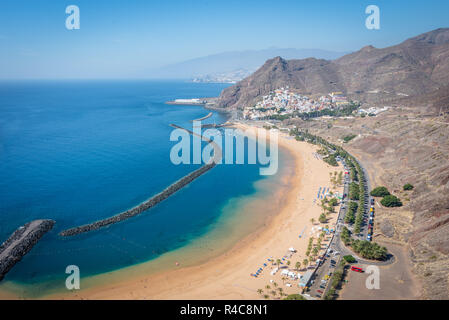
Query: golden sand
36,124,342,300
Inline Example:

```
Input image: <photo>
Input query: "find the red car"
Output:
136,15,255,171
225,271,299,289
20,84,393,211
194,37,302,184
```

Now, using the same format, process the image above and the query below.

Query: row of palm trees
330,171,343,189
257,284,287,299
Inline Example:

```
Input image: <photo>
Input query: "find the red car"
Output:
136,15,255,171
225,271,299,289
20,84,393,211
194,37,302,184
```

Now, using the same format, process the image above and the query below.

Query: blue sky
0,0,448,79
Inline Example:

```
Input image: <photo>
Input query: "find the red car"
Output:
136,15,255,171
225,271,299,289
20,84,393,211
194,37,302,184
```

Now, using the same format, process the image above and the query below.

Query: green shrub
343,255,356,263
381,195,402,207
403,183,414,191
284,294,306,300
343,134,356,143
349,182,360,200
324,154,338,167
370,186,390,197
351,240,388,260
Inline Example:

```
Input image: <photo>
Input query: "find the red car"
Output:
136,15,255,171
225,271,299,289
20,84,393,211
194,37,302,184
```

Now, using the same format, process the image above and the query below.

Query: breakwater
59,124,222,237
192,112,213,122
0,219,55,282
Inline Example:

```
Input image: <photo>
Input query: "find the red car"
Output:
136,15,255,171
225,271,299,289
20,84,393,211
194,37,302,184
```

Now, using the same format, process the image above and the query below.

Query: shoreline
29,123,343,300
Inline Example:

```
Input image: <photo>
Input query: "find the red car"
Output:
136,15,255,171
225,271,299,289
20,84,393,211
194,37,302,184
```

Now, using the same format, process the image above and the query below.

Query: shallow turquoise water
0,80,278,292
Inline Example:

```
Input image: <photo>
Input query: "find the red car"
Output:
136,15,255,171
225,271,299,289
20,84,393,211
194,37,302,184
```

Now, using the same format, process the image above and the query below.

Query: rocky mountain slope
217,28,449,110
214,27,449,299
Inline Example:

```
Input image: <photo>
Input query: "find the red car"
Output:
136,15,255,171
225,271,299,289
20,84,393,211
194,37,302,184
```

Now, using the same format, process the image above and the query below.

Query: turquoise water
0,80,278,293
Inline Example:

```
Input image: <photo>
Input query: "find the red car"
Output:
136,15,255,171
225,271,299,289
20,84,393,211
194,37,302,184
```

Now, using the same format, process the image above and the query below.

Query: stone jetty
192,112,213,122
0,219,55,282
59,124,222,237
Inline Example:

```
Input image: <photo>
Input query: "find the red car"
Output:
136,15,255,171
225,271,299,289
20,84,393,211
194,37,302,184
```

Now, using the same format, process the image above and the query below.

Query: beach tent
288,247,296,252
281,269,289,276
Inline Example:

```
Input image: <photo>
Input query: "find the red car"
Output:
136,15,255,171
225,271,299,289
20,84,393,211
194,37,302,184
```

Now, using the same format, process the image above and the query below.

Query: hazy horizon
1,0,448,79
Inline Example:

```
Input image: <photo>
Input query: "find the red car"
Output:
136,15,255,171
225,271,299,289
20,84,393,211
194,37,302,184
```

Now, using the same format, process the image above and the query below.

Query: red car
351,266,364,273
317,290,323,294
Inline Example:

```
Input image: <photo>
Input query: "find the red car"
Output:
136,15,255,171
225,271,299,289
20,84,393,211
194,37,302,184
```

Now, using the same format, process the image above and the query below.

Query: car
330,259,336,265
315,294,322,298
317,290,323,294
351,266,364,273
367,234,372,241
320,285,326,289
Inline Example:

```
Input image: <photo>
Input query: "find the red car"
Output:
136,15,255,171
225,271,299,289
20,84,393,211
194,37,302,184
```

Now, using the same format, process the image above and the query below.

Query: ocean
0,80,288,297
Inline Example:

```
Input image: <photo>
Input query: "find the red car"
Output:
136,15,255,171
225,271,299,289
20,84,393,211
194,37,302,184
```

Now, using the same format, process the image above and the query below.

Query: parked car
351,266,364,273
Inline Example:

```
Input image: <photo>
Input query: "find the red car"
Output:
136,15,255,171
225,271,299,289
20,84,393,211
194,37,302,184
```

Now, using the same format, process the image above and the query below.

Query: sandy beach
1,123,343,300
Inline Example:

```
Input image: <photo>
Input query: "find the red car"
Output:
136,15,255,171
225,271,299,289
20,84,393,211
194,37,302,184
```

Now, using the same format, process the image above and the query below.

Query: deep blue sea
0,80,282,295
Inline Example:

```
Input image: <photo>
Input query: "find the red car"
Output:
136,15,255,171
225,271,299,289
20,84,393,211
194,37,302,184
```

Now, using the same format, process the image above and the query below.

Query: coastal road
307,159,349,298
308,157,394,299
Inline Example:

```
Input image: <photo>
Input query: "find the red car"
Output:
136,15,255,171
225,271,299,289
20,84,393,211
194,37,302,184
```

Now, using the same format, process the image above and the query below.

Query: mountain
217,28,449,109
147,48,347,79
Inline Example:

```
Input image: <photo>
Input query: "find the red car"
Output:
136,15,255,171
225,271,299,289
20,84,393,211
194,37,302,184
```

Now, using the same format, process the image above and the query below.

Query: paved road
307,160,349,298
307,157,394,299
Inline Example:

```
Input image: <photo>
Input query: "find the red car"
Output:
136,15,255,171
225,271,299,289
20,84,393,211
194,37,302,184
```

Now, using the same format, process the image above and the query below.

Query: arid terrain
210,28,449,300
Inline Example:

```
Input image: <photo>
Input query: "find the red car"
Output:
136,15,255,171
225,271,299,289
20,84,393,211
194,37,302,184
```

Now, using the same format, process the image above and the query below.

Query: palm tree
273,282,278,288
295,261,301,270
287,260,291,267
265,285,271,290
257,289,263,295
263,294,269,299
276,258,281,267
278,288,283,295
310,218,315,224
